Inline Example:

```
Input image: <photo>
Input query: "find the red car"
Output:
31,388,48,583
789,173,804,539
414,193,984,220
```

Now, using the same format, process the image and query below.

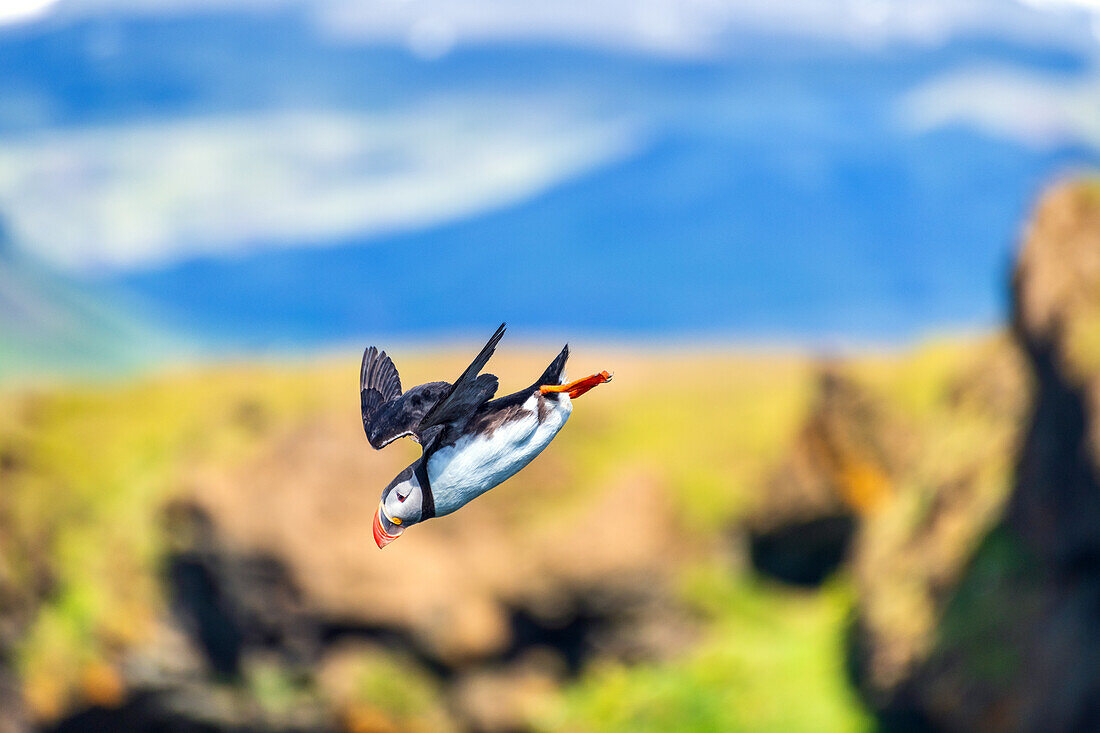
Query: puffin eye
397,493,407,503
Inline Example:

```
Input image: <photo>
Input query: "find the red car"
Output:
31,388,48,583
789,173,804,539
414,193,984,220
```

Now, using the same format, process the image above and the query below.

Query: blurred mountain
0,218,177,379
1,7,1098,351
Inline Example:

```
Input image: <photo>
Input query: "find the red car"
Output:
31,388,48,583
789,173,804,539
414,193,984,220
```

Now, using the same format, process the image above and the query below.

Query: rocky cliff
848,181,1100,732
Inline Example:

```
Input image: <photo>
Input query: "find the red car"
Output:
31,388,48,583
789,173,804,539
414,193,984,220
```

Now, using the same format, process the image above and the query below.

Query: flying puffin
361,323,611,548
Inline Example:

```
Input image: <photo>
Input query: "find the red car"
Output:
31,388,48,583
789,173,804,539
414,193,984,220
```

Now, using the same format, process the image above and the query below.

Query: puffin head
373,465,424,548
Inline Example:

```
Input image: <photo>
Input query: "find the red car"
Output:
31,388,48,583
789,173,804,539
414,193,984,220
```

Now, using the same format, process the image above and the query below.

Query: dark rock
1009,181,1100,567
42,688,332,733
750,514,857,587
163,501,317,677
749,370,899,586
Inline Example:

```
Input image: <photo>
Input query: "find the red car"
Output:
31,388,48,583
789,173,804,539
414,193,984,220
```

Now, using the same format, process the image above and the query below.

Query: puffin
360,323,611,548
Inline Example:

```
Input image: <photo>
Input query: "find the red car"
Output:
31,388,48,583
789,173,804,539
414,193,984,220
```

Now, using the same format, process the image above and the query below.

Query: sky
1,0,1099,366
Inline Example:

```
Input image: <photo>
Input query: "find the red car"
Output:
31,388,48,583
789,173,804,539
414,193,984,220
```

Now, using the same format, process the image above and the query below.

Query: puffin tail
535,345,569,387
537,344,612,399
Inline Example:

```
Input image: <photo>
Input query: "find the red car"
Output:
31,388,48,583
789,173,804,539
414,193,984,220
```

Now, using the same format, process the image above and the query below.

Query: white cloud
1017,0,1100,39
897,66,1100,149
0,100,639,271
29,0,1100,57
1018,0,1100,9
311,0,1100,57
0,0,61,25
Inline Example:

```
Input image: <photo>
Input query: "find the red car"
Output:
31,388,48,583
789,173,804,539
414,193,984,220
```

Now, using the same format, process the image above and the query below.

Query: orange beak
373,504,403,549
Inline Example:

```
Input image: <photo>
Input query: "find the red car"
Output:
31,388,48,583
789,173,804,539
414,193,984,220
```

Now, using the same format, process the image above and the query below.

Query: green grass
515,355,815,534
536,563,870,733
1,339,1009,728
2,363,348,717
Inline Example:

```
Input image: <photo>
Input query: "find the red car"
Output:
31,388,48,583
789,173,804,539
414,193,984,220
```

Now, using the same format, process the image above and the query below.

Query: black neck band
415,460,435,520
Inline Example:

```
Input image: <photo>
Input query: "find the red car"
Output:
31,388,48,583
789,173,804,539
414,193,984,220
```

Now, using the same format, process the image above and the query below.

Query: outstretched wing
366,381,451,449
418,323,506,439
361,347,402,426
360,323,505,451
361,347,405,447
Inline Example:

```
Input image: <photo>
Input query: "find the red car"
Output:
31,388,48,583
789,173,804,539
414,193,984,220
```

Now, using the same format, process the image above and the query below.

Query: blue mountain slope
0,223,178,379
111,104,1090,347
0,9,1097,354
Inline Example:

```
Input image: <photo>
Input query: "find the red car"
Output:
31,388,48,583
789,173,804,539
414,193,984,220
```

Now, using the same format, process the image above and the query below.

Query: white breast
426,393,572,516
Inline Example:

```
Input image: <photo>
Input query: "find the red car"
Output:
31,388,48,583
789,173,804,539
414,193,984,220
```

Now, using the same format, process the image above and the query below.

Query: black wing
360,323,506,451
361,346,402,430
361,345,456,450
365,381,451,449
418,323,506,438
